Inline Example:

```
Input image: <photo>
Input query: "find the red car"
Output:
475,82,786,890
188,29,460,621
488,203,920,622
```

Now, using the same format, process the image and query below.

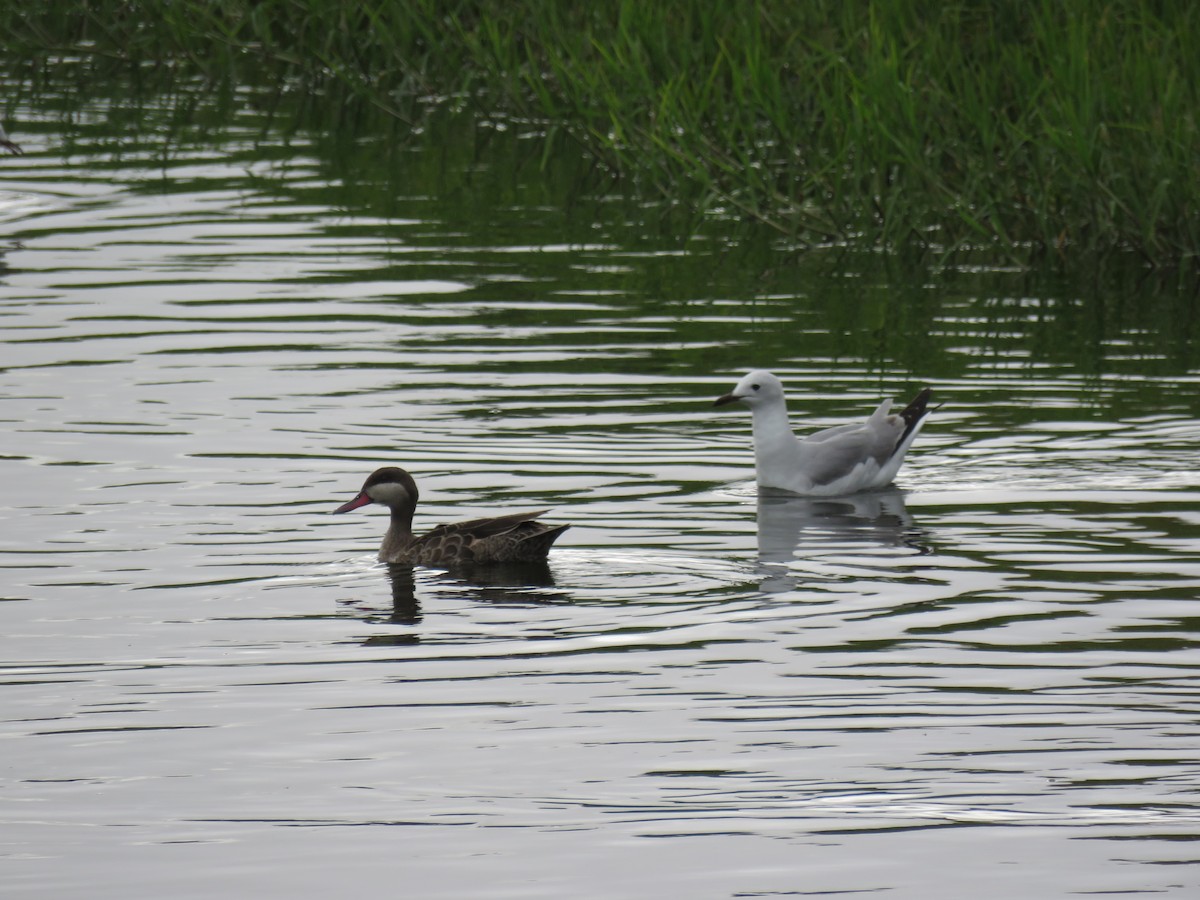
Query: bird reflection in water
384,564,422,627
354,560,570,646
756,487,930,591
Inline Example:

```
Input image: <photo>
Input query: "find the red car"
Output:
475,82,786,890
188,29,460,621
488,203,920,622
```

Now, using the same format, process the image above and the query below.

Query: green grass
5,0,1199,267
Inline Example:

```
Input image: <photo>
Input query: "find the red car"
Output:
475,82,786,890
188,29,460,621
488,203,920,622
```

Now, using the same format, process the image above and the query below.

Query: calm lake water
2,83,1199,898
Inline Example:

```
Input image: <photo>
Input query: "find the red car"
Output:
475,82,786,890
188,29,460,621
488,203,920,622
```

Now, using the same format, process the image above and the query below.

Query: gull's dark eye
751,383,761,391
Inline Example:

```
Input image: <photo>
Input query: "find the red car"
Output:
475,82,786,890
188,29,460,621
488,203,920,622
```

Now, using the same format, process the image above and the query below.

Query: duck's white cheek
368,483,411,506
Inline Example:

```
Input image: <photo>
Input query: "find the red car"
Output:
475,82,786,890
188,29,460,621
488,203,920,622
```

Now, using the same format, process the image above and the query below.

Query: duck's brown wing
426,509,551,540
412,512,567,566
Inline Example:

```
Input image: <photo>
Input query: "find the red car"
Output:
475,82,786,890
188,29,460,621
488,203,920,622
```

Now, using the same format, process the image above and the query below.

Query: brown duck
333,466,569,567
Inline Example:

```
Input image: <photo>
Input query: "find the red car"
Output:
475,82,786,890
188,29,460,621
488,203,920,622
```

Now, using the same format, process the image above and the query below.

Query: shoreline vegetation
4,1,1199,269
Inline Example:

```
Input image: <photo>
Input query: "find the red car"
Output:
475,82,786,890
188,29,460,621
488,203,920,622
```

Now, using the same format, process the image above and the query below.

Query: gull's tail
896,388,934,451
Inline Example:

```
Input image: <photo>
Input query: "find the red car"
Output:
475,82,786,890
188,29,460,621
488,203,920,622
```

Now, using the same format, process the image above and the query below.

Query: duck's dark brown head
333,466,420,514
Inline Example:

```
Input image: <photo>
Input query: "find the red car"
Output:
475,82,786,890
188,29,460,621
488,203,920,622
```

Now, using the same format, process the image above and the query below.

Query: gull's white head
714,370,786,409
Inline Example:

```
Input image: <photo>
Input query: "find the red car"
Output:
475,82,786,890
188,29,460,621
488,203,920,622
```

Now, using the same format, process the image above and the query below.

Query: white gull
714,370,933,496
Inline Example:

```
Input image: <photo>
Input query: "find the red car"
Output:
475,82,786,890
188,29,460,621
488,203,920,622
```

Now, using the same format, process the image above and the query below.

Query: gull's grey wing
796,405,911,486
804,422,864,444
796,428,886,486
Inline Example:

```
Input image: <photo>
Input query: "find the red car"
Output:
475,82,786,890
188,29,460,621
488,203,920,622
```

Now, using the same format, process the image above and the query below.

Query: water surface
2,85,1199,898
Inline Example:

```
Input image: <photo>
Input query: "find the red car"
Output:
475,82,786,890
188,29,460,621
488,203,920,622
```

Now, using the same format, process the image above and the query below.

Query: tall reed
4,0,1198,266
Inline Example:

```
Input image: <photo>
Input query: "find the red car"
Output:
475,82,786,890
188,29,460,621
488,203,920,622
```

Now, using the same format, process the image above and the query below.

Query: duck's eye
751,383,761,391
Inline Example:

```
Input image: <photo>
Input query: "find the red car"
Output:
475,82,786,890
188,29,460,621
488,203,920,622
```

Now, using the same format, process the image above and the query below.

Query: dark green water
1,75,1198,899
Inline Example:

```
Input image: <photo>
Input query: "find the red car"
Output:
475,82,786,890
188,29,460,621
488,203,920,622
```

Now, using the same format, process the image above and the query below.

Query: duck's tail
515,523,571,562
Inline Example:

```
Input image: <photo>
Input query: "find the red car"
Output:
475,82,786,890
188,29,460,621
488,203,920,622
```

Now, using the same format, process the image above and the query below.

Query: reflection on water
385,564,421,627
2,74,1199,899
348,561,571,632
757,486,925,559
755,487,929,593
